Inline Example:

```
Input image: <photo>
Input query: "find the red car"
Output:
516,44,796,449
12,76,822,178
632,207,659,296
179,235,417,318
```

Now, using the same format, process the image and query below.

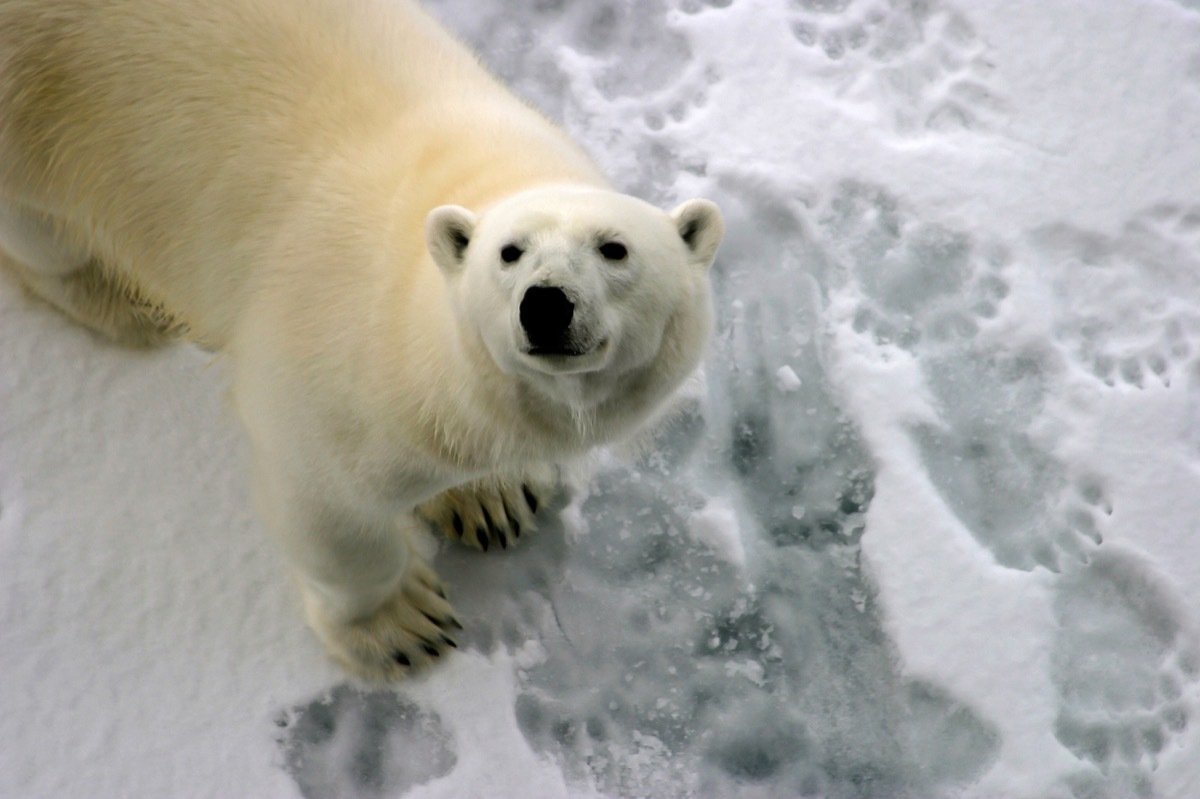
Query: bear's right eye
598,241,627,261
500,244,523,264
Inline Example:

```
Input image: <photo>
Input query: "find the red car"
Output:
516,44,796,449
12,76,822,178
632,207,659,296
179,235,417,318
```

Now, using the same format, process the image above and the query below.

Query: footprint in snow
1051,548,1199,798
276,686,456,799
1033,205,1200,391
786,0,1007,136
909,356,1112,573
818,180,1104,573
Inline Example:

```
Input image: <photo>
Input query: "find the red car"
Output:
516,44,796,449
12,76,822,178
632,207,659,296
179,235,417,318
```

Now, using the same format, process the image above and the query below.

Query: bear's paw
418,470,557,552
303,557,462,681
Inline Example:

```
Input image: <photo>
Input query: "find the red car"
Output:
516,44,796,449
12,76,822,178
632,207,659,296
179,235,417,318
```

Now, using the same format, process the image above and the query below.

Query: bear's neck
387,284,662,473
432,321,638,469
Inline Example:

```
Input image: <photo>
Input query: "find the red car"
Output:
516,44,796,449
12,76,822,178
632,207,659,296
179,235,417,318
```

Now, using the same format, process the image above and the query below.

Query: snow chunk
687,497,745,568
775,364,802,392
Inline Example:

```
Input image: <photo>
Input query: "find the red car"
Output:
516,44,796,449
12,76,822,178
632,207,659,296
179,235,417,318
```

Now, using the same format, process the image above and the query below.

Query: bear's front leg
299,549,462,680
256,470,461,680
417,467,557,552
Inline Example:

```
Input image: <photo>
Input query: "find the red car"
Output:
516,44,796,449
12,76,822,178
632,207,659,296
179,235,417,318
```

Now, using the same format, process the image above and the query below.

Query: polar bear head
426,186,723,417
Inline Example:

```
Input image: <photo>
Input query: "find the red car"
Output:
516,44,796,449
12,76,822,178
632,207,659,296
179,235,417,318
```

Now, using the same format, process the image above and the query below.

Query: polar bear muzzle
520,284,580,356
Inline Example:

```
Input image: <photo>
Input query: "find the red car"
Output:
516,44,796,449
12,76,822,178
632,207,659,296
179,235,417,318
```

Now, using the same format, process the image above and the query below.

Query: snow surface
3,0,1200,797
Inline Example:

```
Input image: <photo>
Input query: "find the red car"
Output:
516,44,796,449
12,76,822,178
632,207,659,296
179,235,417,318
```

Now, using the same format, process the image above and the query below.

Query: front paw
303,558,462,681
417,472,555,552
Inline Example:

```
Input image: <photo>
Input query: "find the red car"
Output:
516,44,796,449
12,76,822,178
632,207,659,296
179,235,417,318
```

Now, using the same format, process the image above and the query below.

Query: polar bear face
426,186,723,410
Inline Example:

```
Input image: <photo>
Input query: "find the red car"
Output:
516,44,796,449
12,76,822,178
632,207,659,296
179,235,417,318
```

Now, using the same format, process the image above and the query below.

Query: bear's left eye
598,241,627,261
500,244,523,264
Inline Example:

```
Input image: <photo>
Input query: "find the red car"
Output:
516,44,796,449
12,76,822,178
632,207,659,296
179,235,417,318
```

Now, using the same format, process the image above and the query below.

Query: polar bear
0,0,723,679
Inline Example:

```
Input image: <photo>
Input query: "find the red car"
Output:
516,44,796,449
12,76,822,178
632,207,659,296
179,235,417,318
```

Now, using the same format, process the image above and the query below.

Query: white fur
0,0,723,679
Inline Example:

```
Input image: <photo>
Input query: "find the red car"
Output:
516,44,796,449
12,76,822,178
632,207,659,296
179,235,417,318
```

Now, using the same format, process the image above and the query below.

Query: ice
4,0,1200,797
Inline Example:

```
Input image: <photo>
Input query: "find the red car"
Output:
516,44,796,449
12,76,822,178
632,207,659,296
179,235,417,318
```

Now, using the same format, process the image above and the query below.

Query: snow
3,0,1200,796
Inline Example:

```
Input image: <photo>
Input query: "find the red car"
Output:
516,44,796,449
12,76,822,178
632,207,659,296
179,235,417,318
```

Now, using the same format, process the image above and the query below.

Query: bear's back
0,0,605,345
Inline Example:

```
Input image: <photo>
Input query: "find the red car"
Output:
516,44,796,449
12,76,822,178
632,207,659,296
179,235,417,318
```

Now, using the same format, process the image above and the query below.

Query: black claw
441,635,459,649
394,652,411,667
422,643,440,658
497,528,508,549
500,498,517,527
447,616,464,631
523,484,539,514
476,528,489,551
452,512,464,538
482,505,495,534
512,518,521,538
435,585,447,600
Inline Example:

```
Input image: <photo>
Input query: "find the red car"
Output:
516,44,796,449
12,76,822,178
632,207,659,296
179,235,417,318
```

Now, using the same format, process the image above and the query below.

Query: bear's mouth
521,338,610,373
526,339,605,358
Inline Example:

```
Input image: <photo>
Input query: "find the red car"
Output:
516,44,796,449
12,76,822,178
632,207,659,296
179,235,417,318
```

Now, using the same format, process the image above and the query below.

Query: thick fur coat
0,0,723,679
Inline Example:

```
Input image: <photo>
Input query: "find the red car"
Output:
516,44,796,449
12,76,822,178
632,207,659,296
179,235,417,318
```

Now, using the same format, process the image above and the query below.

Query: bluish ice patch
466,173,1000,797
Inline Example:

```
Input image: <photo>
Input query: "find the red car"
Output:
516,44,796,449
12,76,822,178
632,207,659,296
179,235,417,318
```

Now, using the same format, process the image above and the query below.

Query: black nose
520,285,575,352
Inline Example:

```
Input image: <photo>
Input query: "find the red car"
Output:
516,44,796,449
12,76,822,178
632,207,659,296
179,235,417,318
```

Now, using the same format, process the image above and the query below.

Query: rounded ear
669,199,724,270
425,205,477,276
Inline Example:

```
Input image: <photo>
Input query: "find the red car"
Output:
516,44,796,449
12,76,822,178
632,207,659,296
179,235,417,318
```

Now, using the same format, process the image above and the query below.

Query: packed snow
3,0,1200,797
